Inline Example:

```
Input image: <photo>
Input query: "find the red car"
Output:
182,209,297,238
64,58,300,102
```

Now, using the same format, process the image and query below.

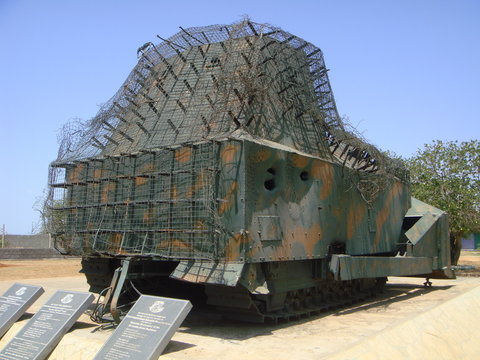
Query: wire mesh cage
47,19,407,257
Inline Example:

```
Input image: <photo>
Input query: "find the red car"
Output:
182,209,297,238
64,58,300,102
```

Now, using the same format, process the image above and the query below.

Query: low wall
2,234,51,249
0,248,63,259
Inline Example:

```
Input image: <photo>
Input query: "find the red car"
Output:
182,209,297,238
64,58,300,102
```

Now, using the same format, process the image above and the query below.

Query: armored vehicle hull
48,20,454,322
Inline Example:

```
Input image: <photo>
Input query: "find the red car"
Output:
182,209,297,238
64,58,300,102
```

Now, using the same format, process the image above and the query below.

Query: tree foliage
406,140,480,260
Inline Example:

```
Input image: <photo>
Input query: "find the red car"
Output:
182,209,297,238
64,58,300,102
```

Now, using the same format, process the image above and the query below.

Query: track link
216,278,387,323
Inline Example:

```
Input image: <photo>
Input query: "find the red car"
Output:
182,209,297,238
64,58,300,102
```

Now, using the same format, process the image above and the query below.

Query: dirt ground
1,253,480,359
455,250,480,276
0,257,82,281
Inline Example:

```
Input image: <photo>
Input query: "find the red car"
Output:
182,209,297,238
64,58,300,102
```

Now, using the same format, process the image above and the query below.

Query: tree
33,191,70,253
406,140,480,264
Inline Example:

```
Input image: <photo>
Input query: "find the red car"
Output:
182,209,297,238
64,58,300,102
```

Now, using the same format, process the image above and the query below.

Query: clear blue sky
1,0,479,234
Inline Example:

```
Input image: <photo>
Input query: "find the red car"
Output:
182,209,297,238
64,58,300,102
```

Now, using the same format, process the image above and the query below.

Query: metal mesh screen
47,19,408,257
49,142,221,257
54,20,342,162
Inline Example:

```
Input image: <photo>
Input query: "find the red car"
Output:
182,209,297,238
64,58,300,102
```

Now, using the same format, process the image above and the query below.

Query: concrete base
0,276,479,359
331,282,480,360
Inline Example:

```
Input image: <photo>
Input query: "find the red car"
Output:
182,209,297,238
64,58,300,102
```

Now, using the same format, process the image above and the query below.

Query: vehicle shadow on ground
179,282,454,341
333,282,453,316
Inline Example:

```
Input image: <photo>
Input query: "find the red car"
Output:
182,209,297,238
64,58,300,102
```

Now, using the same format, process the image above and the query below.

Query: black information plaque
94,295,192,360
0,290,94,360
0,283,44,339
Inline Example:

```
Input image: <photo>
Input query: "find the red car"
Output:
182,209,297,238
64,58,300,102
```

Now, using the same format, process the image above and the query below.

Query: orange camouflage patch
156,239,192,250
346,203,366,239
194,220,208,230
374,181,404,248
186,170,208,198
175,147,192,163
69,164,85,183
221,143,240,163
225,233,244,261
101,183,116,203
135,176,148,186
143,208,155,224
181,273,209,283
253,149,272,163
311,161,334,199
140,162,155,173
291,153,310,168
219,181,238,214
93,169,103,179
171,184,178,200
108,233,123,252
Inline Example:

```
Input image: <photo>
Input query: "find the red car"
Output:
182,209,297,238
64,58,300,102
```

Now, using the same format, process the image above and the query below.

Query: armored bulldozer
48,20,454,322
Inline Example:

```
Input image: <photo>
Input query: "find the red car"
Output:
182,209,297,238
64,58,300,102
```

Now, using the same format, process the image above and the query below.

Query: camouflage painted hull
48,21,453,322
79,139,453,322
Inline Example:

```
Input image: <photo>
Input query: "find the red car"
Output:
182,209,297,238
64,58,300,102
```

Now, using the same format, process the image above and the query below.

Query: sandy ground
455,250,480,275
0,254,480,359
0,258,82,281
